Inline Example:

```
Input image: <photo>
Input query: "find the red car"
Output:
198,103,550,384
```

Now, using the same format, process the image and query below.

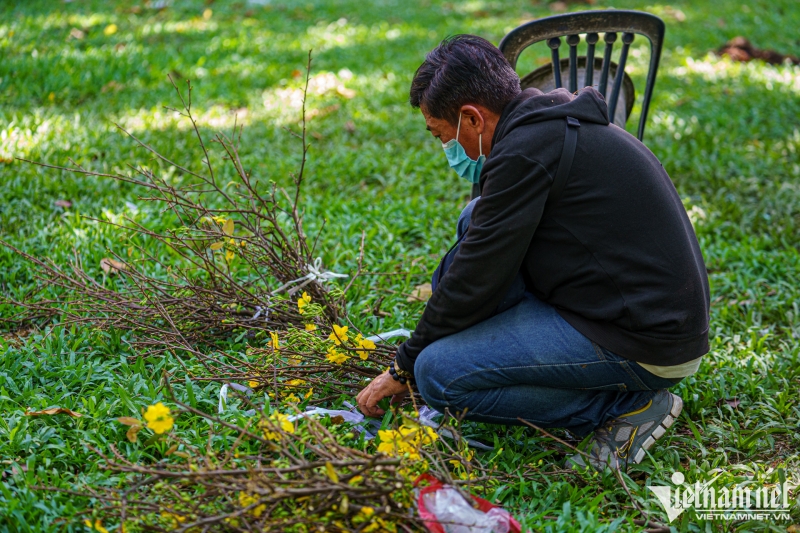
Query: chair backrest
498,10,665,142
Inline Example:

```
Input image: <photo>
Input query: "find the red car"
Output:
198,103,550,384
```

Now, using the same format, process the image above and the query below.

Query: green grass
1,0,799,531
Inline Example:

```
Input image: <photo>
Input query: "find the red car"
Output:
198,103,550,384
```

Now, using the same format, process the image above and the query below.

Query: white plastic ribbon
271,257,348,296
218,383,253,414
252,305,270,321
365,328,412,343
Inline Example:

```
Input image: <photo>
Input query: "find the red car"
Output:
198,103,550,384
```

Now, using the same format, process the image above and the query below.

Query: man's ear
459,105,485,134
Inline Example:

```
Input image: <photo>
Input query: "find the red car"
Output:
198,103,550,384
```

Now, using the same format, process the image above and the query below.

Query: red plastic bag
414,474,522,533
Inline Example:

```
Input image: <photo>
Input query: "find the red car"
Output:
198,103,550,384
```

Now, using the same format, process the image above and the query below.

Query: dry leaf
101,80,124,93
724,398,740,409
126,425,143,443
54,199,72,208
165,444,179,455
222,218,235,235
25,407,82,418
325,461,339,483
100,258,126,274
330,415,345,425
117,417,142,426
210,241,224,251
344,121,356,134
407,283,432,302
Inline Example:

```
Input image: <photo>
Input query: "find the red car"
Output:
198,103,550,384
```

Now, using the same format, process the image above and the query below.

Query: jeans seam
620,361,649,389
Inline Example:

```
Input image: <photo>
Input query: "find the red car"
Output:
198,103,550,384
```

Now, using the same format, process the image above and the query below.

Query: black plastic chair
498,10,665,142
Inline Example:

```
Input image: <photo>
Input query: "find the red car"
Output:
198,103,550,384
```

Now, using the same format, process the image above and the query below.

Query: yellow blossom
83,519,109,533
287,379,306,386
238,492,267,517
355,334,376,360
349,475,364,485
376,424,438,460
304,388,313,399
285,393,300,403
160,512,186,528
260,412,294,441
360,506,374,517
228,238,236,245
144,402,174,434
248,380,259,388
297,291,312,314
270,331,280,350
305,323,317,331
225,249,235,261
328,324,349,345
211,216,227,224
325,346,350,364
103,24,117,36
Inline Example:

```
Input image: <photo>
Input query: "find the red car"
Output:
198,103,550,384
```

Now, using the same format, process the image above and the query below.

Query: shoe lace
616,425,638,459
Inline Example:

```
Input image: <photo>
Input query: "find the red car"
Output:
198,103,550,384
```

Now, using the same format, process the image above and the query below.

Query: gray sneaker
566,390,683,471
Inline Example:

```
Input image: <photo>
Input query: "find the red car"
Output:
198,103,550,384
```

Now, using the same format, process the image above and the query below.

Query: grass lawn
1,0,799,531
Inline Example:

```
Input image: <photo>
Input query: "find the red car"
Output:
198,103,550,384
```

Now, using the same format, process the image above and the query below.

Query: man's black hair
410,34,521,125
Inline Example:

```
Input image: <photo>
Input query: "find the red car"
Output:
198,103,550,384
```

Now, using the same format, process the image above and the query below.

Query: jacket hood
492,87,610,146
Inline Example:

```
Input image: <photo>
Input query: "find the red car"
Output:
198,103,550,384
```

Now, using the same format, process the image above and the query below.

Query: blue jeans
415,199,680,436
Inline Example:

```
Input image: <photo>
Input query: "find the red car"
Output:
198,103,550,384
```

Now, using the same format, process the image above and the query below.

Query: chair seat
520,57,635,128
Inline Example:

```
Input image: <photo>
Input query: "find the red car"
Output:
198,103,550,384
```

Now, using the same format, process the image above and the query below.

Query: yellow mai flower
144,402,174,434
83,520,109,533
287,379,306,386
297,291,312,314
248,380,259,388
355,334,376,360
325,347,350,364
376,424,437,460
285,393,300,403
225,249,235,261
360,506,375,517
304,388,313,399
260,412,294,441
270,331,280,351
305,323,317,332
328,324,349,345
239,492,267,518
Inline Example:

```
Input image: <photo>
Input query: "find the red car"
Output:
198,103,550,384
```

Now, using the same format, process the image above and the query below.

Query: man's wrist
388,360,414,385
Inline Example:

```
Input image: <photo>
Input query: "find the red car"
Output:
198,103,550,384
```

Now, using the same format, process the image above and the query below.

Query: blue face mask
442,113,485,184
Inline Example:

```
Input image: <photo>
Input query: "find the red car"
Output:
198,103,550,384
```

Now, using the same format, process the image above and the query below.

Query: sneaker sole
632,393,683,464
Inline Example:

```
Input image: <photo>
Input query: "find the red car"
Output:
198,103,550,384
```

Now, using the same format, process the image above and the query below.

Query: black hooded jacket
395,87,710,372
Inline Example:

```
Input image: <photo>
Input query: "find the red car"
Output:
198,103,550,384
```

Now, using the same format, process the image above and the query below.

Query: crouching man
357,35,709,469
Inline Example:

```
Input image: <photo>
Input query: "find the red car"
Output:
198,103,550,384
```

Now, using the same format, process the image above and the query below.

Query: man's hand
356,371,409,417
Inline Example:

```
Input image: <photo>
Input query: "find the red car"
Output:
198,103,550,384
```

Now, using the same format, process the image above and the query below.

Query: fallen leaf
25,407,82,417
210,241,224,250
117,417,142,426
126,425,143,443
330,415,345,425
344,121,356,134
222,218,234,236
407,283,432,302
724,398,740,409
100,258,126,274
68,28,85,40
54,199,72,208
101,80,124,93
165,444,179,455
291,69,302,78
